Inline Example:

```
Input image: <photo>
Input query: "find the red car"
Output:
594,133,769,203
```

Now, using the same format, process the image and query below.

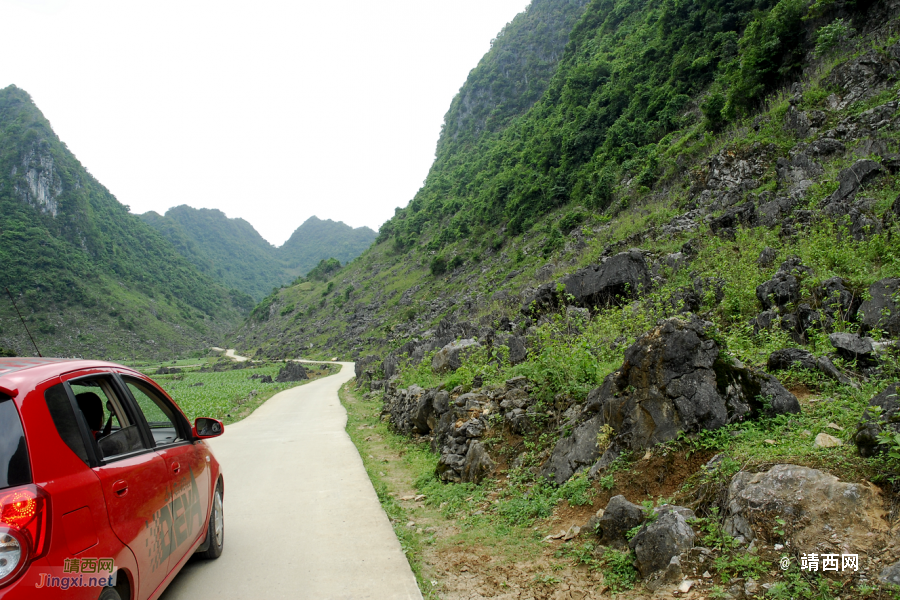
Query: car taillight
0,485,50,587
0,528,27,585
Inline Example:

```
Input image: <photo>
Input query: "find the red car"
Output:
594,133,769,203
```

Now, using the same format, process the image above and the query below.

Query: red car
0,358,225,600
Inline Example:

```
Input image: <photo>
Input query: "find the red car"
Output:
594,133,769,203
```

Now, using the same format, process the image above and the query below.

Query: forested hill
236,0,900,366
278,216,377,277
140,206,283,301
0,85,251,359
141,209,376,300
378,0,890,248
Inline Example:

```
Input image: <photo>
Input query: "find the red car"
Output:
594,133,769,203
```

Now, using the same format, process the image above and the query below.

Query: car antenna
4,287,42,357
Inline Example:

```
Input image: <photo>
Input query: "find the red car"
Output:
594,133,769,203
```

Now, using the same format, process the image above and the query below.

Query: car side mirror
193,418,224,439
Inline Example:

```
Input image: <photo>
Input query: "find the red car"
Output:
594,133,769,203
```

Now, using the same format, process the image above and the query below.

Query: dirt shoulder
341,382,636,600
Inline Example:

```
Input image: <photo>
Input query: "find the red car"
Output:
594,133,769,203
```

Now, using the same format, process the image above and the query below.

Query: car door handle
112,480,128,497
171,462,181,474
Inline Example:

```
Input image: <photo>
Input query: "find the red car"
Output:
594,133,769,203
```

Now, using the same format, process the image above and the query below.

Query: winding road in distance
159,361,423,600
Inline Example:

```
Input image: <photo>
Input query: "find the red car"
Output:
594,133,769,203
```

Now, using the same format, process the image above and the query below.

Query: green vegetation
0,85,250,359
140,206,287,302
144,360,333,424
306,257,342,282
378,0,858,248
279,216,376,279
142,210,375,301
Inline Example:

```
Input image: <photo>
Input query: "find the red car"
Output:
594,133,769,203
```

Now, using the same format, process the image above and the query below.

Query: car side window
44,383,91,465
122,378,184,447
69,378,147,461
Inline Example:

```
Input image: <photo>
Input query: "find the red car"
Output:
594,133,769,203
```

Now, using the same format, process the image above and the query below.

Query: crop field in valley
138,361,335,424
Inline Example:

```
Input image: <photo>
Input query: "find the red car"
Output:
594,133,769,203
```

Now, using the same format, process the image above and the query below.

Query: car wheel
200,481,224,559
98,587,122,600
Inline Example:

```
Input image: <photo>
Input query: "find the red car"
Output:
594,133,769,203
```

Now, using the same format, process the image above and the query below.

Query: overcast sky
1,0,531,246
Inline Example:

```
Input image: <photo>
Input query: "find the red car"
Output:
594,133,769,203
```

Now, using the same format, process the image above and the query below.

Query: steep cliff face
438,0,591,152
13,149,63,216
0,85,250,359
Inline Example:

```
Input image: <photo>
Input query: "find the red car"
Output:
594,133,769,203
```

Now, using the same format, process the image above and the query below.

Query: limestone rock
859,278,900,337
829,332,876,364
880,560,900,586
724,464,888,553
814,432,842,448
853,383,900,457
274,362,308,382
541,414,605,485
432,339,480,373
756,257,812,310
523,250,651,315
825,159,882,205
767,348,853,386
596,495,644,548
461,441,495,484
594,318,799,454
629,505,695,578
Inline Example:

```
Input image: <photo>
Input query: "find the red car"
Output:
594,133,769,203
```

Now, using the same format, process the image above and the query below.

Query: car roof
0,357,139,396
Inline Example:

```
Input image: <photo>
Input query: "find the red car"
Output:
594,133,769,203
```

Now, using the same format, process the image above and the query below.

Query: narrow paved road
160,362,423,600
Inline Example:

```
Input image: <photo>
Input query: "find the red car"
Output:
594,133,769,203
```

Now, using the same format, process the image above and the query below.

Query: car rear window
0,396,32,490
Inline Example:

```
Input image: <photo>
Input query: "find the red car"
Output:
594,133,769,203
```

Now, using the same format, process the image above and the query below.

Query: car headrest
75,392,104,431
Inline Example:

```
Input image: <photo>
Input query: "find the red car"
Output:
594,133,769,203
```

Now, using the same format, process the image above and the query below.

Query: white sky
1,0,531,246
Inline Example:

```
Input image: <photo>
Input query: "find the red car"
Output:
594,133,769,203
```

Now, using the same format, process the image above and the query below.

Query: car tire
199,481,224,559
98,587,122,600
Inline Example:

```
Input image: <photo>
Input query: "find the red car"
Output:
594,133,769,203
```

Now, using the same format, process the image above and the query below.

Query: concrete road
160,362,423,600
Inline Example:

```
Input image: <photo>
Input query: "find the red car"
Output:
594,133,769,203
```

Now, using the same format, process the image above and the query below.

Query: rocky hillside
142,209,376,301
0,86,251,359
237,0,900,593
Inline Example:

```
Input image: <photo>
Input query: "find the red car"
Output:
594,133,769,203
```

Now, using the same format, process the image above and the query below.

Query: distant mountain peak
140,207,377,300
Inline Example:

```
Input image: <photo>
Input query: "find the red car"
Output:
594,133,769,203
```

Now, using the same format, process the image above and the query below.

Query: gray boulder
767,348,817,371
432,390,450,415
597,319,799,452
757,246,777,268
541,414,605,485
432,339,480,373
544,319,800,485
354,354,380,387
859,278,900,337
806,137,845,158
275,362,308,382
827,42,900,107
559,250,651,308
596,495,645,548
523,250,651,315
784,106,811,138
767,348,853,386
629,505,696,578
814,277,859,322
826,159,882,205
461,441,495,484
829,332,877,364
880,560,900,586
410,391,436,434
724,465,888,553
775,153,822,190
383,355,401,379
853,383,900,457
756,257,812,310
709,201,757,236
